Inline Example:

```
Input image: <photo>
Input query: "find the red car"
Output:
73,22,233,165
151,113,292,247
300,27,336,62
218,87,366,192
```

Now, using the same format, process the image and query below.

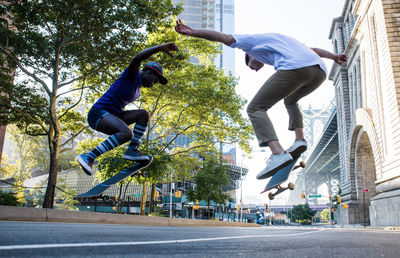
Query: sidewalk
263,223,400,231
0,206,260,227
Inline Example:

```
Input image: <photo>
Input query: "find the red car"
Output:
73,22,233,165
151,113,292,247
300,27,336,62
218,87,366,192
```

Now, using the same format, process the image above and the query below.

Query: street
0,221,399,257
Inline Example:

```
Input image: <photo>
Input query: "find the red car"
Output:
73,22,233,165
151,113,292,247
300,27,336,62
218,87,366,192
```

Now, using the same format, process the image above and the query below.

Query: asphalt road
0,221,399,257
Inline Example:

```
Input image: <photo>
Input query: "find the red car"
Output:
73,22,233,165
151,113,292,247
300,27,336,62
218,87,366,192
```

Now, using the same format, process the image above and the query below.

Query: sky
233,0,346,204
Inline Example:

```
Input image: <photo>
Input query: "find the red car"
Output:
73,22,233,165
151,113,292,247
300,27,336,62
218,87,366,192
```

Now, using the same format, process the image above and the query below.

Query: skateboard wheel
299,161,306,168
288,182,295,190
268,192,275,200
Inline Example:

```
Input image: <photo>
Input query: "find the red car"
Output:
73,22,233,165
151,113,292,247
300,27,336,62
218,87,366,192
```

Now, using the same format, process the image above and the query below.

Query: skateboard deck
78,156,153,198
261,157,305,199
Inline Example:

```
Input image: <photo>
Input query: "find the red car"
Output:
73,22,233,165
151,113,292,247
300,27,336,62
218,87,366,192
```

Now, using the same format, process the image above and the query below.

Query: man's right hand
175,19,193,36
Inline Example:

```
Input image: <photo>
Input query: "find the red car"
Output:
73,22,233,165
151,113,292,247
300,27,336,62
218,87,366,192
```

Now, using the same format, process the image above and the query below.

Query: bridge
288,106,340,205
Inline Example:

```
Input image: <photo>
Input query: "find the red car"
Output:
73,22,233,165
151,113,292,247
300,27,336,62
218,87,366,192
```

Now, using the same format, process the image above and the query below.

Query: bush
0,190,18,206
292,204,316,224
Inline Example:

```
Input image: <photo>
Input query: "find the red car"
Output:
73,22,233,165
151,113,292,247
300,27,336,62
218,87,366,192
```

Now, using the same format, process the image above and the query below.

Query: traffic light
337,196,341,204
265,203,268,210
174,190,181,198
194,200,199,210
301,193,306,199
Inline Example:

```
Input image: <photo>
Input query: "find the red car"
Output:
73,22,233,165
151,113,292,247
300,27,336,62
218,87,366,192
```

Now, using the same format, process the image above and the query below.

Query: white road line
0,229,324,250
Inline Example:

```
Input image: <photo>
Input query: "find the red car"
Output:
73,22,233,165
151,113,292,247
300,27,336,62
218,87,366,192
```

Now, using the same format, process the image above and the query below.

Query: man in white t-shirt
175,19,347,179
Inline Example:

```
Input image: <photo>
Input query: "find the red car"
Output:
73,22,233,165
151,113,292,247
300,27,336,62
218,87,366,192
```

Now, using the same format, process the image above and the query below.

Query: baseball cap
143,62,168,85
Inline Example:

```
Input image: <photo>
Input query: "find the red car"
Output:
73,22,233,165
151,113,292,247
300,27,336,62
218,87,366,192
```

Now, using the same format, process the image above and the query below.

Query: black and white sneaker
123,147,150,161
77,153,94,176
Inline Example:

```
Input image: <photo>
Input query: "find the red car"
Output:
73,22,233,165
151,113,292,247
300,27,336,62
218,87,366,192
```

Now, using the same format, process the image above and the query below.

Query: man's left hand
335,54,347,64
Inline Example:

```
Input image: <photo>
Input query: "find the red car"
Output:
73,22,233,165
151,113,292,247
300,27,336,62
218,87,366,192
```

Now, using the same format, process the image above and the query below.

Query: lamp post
239,154,246,223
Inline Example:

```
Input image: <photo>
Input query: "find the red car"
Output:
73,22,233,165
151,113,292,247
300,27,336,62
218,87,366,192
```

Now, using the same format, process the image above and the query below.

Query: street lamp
239,154,247,223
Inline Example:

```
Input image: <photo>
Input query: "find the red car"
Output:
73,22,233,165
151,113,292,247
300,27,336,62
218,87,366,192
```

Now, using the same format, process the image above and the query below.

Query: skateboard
77,156,153,198
260,157,305,200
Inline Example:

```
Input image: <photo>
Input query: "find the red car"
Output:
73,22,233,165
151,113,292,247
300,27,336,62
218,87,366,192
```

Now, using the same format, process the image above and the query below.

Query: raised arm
311,48,347,65
128,43,179,72
175,19,235,46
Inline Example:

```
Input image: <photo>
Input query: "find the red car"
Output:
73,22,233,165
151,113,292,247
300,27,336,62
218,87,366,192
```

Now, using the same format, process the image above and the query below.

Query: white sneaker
256,152,293,180
286,139,307,158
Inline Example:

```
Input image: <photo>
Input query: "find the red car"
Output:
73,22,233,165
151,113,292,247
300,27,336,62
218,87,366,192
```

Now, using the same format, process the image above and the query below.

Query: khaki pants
246,65,326,147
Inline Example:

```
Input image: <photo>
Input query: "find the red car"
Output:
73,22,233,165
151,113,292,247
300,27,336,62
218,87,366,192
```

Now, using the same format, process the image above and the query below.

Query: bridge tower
288,102,336,204
301,101,335,159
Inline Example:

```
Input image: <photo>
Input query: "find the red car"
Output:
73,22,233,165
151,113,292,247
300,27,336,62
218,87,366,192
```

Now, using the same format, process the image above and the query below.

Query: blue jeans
87,107,111,130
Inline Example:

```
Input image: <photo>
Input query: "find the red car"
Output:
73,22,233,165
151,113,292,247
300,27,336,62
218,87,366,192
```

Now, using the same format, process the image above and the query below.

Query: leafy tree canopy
186,153,231,207
291,203,316,223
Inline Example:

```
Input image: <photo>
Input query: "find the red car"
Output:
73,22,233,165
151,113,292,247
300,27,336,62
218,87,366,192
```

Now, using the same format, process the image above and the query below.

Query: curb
384,227,400,231
0,206,259,227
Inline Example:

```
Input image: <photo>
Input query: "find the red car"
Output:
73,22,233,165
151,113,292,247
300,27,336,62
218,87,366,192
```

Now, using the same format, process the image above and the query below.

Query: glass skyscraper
173,0,235,75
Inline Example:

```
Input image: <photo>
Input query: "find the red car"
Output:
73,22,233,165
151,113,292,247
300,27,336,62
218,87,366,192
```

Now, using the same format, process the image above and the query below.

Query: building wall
329,0,400,226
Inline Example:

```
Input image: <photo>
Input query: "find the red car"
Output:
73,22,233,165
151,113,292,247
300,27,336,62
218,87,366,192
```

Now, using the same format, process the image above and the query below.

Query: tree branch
0,46,51,96
170,144,209,156
57,60,116,89
60,126,89,148
58,84,84,120
163,122,200,150
0,103,49,131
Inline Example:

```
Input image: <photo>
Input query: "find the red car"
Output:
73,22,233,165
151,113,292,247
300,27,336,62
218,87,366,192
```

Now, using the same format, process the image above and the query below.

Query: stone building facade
329,0,400,226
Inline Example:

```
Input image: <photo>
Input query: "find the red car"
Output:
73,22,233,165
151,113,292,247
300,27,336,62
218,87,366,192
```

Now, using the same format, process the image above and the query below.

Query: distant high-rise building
173,0,235,75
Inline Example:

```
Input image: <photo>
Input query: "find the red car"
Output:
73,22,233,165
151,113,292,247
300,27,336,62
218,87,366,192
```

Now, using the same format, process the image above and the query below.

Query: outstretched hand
175,19,193,36
162,42,179,57
334,54,347,64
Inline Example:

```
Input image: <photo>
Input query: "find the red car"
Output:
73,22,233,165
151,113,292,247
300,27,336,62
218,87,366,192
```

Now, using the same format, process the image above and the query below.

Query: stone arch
348,108,378,225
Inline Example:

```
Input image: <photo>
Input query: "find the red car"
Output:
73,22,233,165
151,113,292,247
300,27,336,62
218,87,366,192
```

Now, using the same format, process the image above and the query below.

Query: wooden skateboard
78,156,153,198
260,157,306,200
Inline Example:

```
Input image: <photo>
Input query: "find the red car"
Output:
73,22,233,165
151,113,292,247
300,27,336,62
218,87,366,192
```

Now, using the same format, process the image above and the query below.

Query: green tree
291,204,316,224
0,0,181,208
0,152,29,206
186,154,230,220
321,208,330,221
55,178,80,211
0,189,18,206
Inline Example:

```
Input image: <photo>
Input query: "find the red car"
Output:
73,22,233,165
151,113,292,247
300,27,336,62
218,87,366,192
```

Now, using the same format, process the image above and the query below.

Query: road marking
0,229,324,250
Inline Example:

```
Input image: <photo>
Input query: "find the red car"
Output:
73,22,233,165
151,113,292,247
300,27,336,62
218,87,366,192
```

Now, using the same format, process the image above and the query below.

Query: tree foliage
291,204,316,224
186,153,231,219
321,208,330,221
0,189,18,206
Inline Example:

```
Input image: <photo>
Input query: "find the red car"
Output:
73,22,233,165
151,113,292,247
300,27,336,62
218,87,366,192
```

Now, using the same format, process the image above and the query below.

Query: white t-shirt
230,33,327,74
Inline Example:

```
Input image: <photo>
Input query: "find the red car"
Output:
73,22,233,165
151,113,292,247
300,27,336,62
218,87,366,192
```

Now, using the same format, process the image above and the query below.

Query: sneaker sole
138,156,153,170
123,155,150,161
289,145,307,159
77,155,93,176
256,159,293,180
